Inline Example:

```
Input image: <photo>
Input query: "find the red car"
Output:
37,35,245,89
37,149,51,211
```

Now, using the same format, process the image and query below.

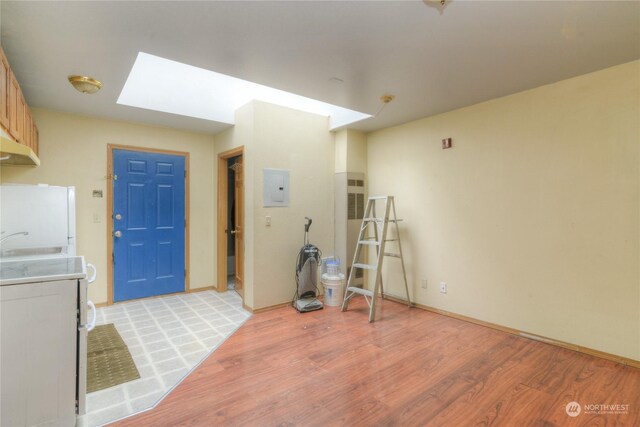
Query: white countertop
0,256,86,286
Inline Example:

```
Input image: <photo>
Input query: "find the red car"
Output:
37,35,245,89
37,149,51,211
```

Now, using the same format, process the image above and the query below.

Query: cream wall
345,129,367,174
214,103,256,307
333,129,369,279
335,130,348,174
251,101,334,309
366,61,640,361
215,101,335,310
334,129,368,174
0,109,216,304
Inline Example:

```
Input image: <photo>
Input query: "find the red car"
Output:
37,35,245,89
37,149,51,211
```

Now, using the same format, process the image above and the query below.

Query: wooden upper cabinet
2,44,39,163
0,48,9,130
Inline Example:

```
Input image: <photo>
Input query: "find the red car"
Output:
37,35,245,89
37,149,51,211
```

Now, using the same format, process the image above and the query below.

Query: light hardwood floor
114,298,640,426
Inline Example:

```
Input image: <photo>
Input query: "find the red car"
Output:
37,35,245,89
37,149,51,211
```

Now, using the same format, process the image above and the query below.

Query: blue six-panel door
113,149,186,302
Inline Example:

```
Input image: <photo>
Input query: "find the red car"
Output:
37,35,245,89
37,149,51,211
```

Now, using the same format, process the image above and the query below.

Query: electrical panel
263,169,289,207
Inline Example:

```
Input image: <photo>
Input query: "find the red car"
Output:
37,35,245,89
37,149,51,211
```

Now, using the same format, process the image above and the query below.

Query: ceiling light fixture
68,75,103,94
380,94,395,104
423,0,449,13
373,94,395,117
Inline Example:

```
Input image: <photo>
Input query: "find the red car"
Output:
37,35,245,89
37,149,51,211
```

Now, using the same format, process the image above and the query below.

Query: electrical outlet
265,216,271,226
439,282,447,294
421,279,428,289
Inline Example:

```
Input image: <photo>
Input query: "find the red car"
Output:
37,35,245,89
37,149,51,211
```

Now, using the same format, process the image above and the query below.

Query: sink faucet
0,231,29,243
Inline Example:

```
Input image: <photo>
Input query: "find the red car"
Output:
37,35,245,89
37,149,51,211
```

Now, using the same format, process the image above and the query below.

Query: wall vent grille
348,193,356,219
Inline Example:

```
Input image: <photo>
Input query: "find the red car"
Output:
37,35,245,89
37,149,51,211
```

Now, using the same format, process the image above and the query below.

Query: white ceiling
2,1,639,135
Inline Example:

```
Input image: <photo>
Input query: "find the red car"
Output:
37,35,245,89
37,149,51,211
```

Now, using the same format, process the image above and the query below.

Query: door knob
115,213,122,220
114,230,122,238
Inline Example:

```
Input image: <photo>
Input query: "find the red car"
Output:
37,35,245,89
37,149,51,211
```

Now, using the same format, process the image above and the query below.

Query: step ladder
341,196,411,322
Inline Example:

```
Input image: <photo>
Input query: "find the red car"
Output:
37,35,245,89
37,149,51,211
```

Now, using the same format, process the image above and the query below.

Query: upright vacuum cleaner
293,217,323,313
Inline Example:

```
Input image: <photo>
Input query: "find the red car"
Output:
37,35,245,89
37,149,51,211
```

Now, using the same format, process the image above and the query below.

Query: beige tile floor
78,290,251,427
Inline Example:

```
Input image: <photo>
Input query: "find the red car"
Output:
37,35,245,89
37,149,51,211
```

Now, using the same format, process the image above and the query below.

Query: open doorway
226,155,241,294
217,146,244,299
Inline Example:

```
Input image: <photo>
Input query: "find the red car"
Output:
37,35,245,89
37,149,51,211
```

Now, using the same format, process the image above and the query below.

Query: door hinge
184,170,187,178
184,270,187,278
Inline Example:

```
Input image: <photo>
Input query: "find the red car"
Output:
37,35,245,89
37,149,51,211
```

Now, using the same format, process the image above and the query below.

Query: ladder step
368,196,389,200
358,240,380,246
353,263,377,270
385,239,398,242
384,252,401,258
347,287,374,297
363,218,403,223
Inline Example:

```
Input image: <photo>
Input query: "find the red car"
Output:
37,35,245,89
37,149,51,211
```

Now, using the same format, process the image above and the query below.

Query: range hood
0,135,40,166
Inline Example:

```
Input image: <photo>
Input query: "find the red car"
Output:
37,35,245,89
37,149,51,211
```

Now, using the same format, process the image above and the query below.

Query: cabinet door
8,71,21,142
24,107,32,149
32,122,39,156
17,90,26,145
0,48,9,130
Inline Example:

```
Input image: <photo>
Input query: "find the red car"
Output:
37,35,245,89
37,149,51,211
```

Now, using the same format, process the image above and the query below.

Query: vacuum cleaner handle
305,217,312,232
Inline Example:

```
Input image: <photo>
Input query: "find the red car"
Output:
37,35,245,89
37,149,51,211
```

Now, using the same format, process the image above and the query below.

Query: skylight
118,52,371,130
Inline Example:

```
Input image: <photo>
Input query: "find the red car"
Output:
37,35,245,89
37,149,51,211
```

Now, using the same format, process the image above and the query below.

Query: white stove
0,256,87,286
0,184,96,426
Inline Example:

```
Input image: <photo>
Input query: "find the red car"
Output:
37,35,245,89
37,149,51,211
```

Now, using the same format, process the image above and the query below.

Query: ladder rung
353,263,377,270
363,218,403,223
347,287,374,297
385,239,398,242
384,252,401,258
368,196,389,200
358,240,380,246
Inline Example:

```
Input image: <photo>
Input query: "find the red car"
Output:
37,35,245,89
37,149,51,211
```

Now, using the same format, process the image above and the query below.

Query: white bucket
321,273,345,306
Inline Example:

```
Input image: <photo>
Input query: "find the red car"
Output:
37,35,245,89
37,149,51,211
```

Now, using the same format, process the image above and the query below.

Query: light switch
93,213,101,223
266,216,271,226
